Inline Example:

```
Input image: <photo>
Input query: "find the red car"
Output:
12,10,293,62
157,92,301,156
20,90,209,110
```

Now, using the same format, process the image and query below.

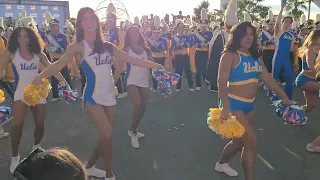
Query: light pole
308,0,311,19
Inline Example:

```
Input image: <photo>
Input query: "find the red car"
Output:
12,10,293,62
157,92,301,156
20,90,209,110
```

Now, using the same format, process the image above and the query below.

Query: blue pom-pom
282,105,307,125
0,106,11,126
57,82,78,104
152,70,180,99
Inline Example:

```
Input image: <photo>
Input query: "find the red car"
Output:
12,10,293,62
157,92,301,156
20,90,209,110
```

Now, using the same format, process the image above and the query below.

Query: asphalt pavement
0,79,319,180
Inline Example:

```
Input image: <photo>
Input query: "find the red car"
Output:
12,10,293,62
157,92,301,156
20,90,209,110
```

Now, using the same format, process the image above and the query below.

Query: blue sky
68,0,320,20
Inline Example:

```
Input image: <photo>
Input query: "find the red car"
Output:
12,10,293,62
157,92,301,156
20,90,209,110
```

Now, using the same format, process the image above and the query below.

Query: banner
0,4,65,28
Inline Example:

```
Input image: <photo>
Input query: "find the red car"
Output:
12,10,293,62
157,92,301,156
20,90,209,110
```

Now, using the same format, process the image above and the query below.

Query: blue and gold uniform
260,30,275,73
147,35,168,90
272,30,295,100
46,25,72,99
193,30,213,88
171,34,194,90
105,26,119,46
105,26,127,95
220,52,263,114
46,31,69,59
295,52,318,87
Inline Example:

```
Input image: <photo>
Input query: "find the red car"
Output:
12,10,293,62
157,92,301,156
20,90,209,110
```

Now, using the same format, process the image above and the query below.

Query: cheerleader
216,21,290,180
0,17,66,173
171,19,194,92
123,25,154,149
294,30,320,152
32,7,163,180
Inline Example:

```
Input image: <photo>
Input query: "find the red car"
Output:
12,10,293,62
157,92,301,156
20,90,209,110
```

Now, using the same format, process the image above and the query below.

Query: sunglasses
13,148,45,180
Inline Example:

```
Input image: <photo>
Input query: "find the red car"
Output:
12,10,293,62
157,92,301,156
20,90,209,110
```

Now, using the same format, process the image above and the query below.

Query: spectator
13,147,87,180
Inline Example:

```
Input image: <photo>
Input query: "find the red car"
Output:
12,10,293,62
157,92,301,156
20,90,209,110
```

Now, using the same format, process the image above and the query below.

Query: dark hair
7,27,44,54
223,21,261,60
76,7,107,55
124,26,151,56
282,16,293,23
15,148,87,180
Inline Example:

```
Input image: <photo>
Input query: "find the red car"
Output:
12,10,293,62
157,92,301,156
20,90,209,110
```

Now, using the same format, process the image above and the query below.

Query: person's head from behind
14,148,87,180
282,16,293,31
225,21,260,59
7,26,43,54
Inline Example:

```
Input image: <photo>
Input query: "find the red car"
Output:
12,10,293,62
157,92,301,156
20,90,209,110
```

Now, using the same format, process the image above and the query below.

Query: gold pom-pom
23,84,41,106
0,89,5,103
39,78,52,98
315,63,320,78
207,108,245,139
23,78,51,106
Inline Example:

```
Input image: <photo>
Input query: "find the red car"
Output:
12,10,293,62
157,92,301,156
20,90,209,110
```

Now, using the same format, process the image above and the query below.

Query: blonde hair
299,30,320,58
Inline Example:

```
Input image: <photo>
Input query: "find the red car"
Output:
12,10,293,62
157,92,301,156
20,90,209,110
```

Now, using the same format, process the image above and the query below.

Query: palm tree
212,9,224,21
193,0,210,20
285,0,307,20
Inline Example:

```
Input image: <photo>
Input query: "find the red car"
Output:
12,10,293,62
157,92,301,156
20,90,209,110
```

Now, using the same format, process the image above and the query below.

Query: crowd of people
0,0,320,179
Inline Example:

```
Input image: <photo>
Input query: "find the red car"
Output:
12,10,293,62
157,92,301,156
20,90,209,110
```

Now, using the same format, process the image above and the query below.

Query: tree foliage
285,0,307,20
193,0,210,19
194,0,270,22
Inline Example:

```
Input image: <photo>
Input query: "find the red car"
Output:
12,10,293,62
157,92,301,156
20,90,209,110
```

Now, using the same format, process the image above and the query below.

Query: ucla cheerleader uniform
220,52,263,114
295,52,318,87
124,48,150,88
12,51,46,104
171,34,194,91
80,40,116,107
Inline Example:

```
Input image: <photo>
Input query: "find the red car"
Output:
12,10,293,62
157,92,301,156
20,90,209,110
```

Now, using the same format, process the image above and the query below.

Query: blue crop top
228,52,263,85
302,52,318,71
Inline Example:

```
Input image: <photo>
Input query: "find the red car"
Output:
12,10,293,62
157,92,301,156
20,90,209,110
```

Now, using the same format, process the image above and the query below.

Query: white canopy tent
310,0,320,19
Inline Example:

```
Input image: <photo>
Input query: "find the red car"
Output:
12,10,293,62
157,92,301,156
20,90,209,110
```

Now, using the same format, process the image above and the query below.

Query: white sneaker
196,87,201,91
32,144,45,151
290,100,298,105
176,89,181,92
128,130,145,138
10,156,20,174
86,165,106,178
215,162,238,177
116,92,127,99
152,89,157,93
0,127,9,138
189,88,194,92
105,176,116,180
130,134,139,148
51,98,60,103
209,89,218,93
306,143,320,152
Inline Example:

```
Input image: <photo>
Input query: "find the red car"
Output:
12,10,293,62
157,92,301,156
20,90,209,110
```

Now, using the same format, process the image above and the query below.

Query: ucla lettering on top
243,62,262,73
20,63,37,71
283,34,293,40
94,54,112,66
